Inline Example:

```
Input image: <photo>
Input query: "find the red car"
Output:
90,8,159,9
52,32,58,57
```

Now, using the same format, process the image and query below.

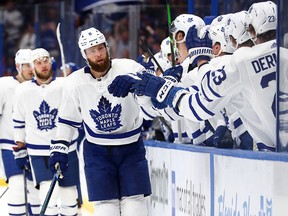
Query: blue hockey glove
214,126,234,148
239,131,253,150
13,146,30,170
213,125,228,147
133,72,175,102
49,141,69,174
186,25,213,66
163,65,183,83
108,74,138,98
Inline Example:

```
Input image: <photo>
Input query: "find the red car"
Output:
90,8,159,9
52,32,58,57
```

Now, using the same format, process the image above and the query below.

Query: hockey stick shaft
139,40,174,135
56,23,67,77
140,39,164,74
166,0,176,67
0,187,8,199
39,169,61,216
23,169,28,216
166,0,182,143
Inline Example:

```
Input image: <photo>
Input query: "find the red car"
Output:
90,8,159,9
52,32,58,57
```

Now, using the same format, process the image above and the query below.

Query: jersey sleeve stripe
14,126,25,129
140,107,155,119
0,139,15,144
13,119,25,124
173,132,188,138
195,93,214,117
201,72,221,100
191,122,213,139
188,95,203,121
58,117,82,128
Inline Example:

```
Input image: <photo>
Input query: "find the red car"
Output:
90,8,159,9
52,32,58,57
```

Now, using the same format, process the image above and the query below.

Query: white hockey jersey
0,76,20,150
13,77,78,156
54,59,145,146
178,40,282,147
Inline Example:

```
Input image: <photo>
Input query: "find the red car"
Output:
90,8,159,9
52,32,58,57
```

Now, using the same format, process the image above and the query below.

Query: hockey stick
23,169,28,216
39,167,63,216
0,187,8,199
166,0,182,143
139,39,174,136
166,0,176,67
140,39,164,74
56,23,67,77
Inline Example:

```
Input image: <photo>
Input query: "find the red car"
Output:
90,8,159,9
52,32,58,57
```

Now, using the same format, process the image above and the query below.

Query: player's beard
35,68,52,81
87,54,110,73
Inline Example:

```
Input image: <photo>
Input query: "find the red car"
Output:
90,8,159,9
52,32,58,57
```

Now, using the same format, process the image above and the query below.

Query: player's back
0,77,19,146
236,40,277,146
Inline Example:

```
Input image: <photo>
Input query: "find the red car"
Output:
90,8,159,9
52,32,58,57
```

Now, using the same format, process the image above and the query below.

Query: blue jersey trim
84,122,142,139
202,71,222,100
140,107,154,119
188,95,202,121
233,117,243,129
14,126,25,129
191,123,212,139
0,139,15,144
173,132,188,138
26,139,77,150
195,93,214,117
58,117,82,128
13,119,25,124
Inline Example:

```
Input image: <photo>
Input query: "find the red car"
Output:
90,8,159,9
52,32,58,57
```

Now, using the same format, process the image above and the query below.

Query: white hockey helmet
209,22,234,54
170,14,205,44
225,11,251,46
15,49,32,65
152,51,172,73
246,1,277,36
31,48,50,62
160,37,179,62
210,14,231,27
78,27,109,60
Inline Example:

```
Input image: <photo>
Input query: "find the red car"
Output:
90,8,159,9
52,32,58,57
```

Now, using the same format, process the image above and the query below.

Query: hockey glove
133,72,175,102
13,146,30,170
239,131,253,150
214,126,234,148
108,74,138,98
186,25,213,66
49,141,69,174
213,125,228,148
151,98,168,109
163,65,183,83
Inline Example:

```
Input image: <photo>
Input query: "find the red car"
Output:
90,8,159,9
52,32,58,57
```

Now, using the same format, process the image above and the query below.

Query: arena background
0,0,287,215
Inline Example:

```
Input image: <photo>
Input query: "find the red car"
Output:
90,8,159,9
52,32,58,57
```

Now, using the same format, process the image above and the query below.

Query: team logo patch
33,100,58,131
90,96,123,132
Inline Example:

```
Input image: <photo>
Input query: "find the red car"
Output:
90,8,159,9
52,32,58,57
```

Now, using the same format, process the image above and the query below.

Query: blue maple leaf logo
33,100,58,131
89,96,123,132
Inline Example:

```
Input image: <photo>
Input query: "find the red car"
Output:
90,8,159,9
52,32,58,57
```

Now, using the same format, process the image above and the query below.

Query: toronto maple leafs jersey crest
13,77,77,156
89,96,123,132
54,58,145,145
33,100,58,131
0,76,21,150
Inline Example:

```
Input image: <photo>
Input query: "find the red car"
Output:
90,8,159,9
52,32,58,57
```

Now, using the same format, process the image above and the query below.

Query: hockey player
164,14,215,145
206,12,255,149
127,1,280,151
60,62,80,77
12,48,80,215
49,27,151,216
0,49,40,215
